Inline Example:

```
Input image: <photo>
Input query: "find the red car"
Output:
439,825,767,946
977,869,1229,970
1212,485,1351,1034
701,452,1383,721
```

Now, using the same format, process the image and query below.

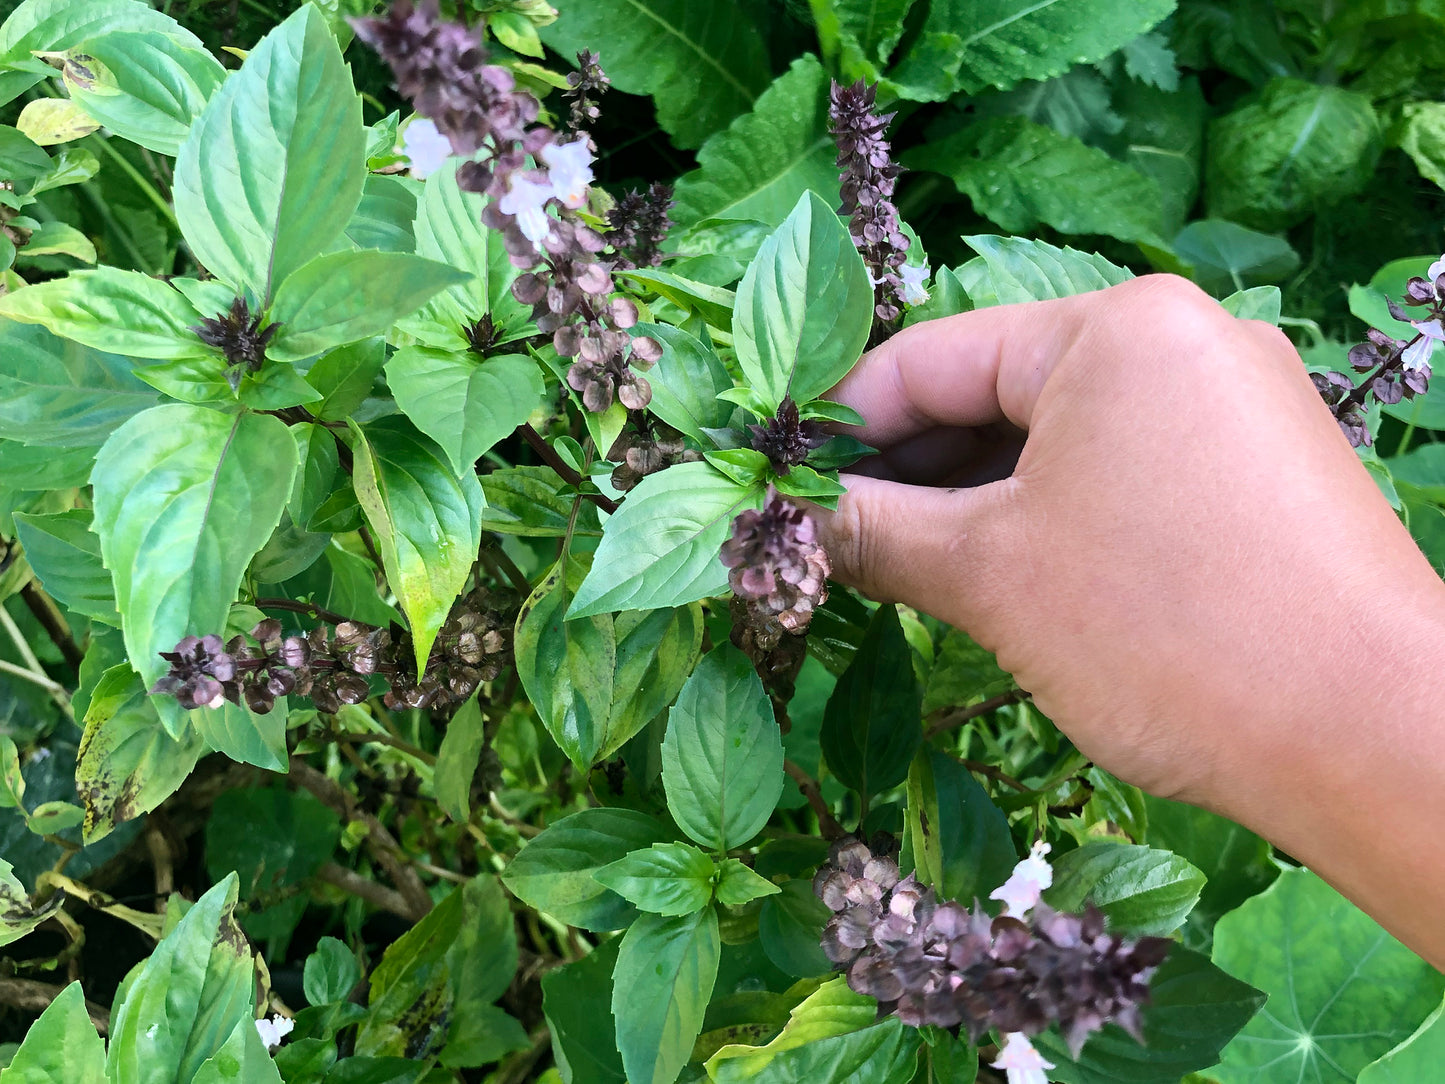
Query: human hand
816,275,1445,827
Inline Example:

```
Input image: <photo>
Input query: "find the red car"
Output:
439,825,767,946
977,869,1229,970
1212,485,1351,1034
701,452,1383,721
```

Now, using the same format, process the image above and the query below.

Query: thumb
811,472,1018,632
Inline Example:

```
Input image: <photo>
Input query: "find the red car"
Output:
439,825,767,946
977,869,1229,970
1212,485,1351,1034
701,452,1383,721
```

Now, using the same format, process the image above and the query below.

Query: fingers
826,295,1087,447
813,473,1015,630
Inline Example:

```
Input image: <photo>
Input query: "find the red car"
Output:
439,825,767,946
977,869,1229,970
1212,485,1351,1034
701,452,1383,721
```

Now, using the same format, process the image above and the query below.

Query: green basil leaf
0,124,53,180
819,604,922,797
771,465,846,506
62,31,225,157
797,399,864,425
268,251,469,363
1043,841,1205,937
733,190,873,409
1359,1001,1445,1084
705,975,896,1075
1034,946,1264,1084
905,749,1015,906
619,268,737,329
953,235,1133,308
305,336,386,421
714,1015,918,1083
715,859,781,907
107,875,253,1084
1399,100,1445,191
635,322,733,443
612,908,720,1084
661,643,784,852
435,692,485,823
538,0,768,149
192,1018,282,1084
303,936,362,1007
386,348,543,477
1172,219,1299,295
542,937,626,1084
569,462,762,618
0,855,63,948
670,55,837,233
16,220,94,262
501,807,671,931
594,841,717,916
606,603,703,761
349,415,484,675
705,448,771,487
13,509,118,625
1209,868,1444,1083
757,878,832,979
343,174,417,253
173,4,364,300
25,799,84,836
75,665,205,843
478,465,594,537
0,268,208,359
1220,285,1281,324
0,980,105,1083
91,405,297,698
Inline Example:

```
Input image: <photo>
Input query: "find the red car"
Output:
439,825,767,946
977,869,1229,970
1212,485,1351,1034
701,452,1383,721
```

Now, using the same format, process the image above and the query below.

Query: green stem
86,135,179,229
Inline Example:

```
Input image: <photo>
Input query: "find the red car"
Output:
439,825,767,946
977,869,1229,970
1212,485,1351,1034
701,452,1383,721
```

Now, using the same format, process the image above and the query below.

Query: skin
815,274,1445,970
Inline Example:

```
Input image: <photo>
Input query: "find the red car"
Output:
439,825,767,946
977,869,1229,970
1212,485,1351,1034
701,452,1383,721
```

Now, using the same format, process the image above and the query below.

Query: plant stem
85,135,179,228
330,729,436,766
253,596,354,627
925,689,1029,738
35,872,165,941
479,542,532,596
0,606,72,718
20,584,82,669
0,979,110,1035
784,760,843,840
518,423,619,514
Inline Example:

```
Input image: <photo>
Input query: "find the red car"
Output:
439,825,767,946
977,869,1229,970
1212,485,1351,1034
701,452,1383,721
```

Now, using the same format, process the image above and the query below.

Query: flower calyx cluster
748,397,828,475
1316,254,1445,447
563,49,609,134
828,79,927,325
151,590,514,716
813,836,1171,1067
606,181,675,270
605,418,700,492
190,296,279,392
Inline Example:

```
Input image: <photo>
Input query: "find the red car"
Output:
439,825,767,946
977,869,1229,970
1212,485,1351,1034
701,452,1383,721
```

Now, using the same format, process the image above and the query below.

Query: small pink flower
989,840,1053,917
991,1032,1055,1084
402,117,451,178
899,263,930,305
499,173,555,246
541,137,594,209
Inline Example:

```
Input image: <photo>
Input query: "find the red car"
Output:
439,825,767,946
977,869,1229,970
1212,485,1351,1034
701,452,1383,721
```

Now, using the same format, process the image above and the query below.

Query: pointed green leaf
90,405,298,695
671,55,838,232
539,0,769,149
502,807,671,931
1044,842,1205,937
62,31,225,156
305,336,386,421
13,509,119,625
435,692,485,823
611,908,720,1084
661,643,784,852
478,465,594,537
1359,1000,1445,1084
542,937,626,1084
173,4,365,299
386,348,543,477
0,268,209,359
0,856,63,948
595,841,717,916
303,937,362,1007
570,462,762,617
267,251,468,362
107,875,255,1084
953,235,1133,308
0,980,105,1083
343,173,417,253
733,191,873,409
715,859,781,906
75,665,205,842
905,748,1015,906
192,1018,283,1084
633,322,732,444
190,697,289,771
605,602,703,761
757,878,832,978
349,416,484,675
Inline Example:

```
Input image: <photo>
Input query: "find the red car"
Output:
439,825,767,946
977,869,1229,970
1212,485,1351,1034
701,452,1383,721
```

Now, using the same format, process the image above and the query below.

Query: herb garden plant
0,1,1443,1082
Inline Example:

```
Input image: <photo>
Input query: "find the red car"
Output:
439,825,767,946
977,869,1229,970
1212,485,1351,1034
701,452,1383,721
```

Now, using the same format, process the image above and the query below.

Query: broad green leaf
25,800,83,835
288,423,339,529
543,937,626,1084
1399,101,1445,191
1211,867,1445,1082
954,234,1132,308
612,908,720,1084
442,875,521,1064
90,405,297,696
973,67,1123,145
0,980,105,1083
715,859,781,907
192,1018,283,1084
13,509,118,625
435,692,485,822
733,191,873,408
205,786,339,911
905,749,1016,906
757,879,832,978
0,856,62,948
107,875,254,1084
478,465,594,537
893,0,1174,99
350,416,484,675
15,220,95,261
1034,946,1264,1084
671,56,838,233
607,603,703,760
1044,841,1205,936
61,31,225,157
1107,75,1205,235
906,118,1167,247
514,555,617,771
173,4,365,300
922,627,1012,712
569,462,762,618
411,158,530,333
661,643,784,852
1205,79,1381,230
0,268,209,359
706,975,892,1076
1220,286,1281,324
305,336,386,421
619,269,736,328
1358,1000,1445,1084
304,936,363,1007
343,174,418,253
386,349,543,477
819,604,921,797
356,882,464,1060
502,807,671,931
0,438,93,490
539,0,769,149
712,1015,918,1083
439,1004,529,1069
595,841,717,916
75,665,204,842
1173,219,1299,294
268,252,469,363
0,125,52,181
636,322,733,444
16,96,100,145
810,0,917,73
0,0,201,105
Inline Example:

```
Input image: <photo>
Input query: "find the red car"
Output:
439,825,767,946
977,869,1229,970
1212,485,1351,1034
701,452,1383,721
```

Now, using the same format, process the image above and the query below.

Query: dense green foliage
0,1,1443,1083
